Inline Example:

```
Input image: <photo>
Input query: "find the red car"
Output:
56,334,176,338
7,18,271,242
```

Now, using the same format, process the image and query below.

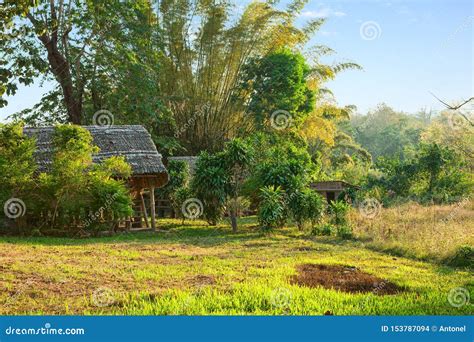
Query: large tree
1,0,163,126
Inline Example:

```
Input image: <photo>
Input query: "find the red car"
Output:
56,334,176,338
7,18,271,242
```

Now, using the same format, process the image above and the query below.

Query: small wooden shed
24,125,168,230
310,181,358,202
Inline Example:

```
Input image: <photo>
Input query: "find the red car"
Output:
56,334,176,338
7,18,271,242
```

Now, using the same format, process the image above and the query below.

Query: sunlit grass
351,200,474,263
0,215,472,315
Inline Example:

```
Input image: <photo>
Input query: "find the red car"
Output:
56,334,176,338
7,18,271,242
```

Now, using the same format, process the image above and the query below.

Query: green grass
0,217,472,315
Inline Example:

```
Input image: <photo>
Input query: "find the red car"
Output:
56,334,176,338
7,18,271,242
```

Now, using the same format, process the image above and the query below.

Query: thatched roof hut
24,125,168,230
24,125,168,188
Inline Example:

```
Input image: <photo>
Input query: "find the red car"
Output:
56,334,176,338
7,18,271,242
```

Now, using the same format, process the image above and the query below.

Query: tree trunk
28,11,83,125
229,208,238,232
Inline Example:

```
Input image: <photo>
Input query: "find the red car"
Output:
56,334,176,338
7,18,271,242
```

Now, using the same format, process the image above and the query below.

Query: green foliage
328,200,352,239
192,139,253,228
257,186,286,231
445,245,474,269
336,225,353,240
370,143,473,204
0,124,133,235
242,48,315,130
170,186,194,223
288,188,325,230
329,200,351,226
246,133,316,200
38,125,133,233
156,160,190,200
311,223,334,236
350,104,424,162
0,122,36,202
192,152,228,226
0,122,37,230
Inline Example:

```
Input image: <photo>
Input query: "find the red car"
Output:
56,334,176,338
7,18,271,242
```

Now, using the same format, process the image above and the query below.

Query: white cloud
300,7,346,19
333,11,347,18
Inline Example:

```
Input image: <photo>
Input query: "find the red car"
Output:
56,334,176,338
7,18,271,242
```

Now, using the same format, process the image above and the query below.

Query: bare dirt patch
290,264,404,295
187,275,216,287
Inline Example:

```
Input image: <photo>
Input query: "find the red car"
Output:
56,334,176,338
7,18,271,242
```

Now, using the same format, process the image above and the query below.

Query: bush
1,124,133,236
192,139,253,229
312,223,334,236
0,122,36,231
329,200,351,226
289,188,325,230
446,245,474,269
170,186,194,223
258,186,285,231
191,152,228,225
156,160,190,200
336,225,353,239
328,200,353,239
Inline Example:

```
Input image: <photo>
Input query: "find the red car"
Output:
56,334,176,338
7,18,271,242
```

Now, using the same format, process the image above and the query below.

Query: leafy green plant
289,189,325,230
336,225,353,240
170,186,194,224
328,200,353,239
192,139,253,230
192,152,228,226
156,160,190,200
0,122,36,232
329,200,351,226
312,223,334,236
1,124,133,236
257,186,286,231
446,245,473,269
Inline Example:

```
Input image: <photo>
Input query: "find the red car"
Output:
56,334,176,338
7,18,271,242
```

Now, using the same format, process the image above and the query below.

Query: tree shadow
0,217,287,247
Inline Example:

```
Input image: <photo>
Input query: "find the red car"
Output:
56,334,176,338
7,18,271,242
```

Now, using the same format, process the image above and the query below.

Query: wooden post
150,186,156,231
140,192,150,229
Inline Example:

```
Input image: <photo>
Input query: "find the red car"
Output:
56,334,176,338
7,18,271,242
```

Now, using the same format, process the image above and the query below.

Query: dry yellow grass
352,199,474,263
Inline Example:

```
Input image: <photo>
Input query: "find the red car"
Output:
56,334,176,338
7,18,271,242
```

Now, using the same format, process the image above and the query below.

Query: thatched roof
24,125,168,178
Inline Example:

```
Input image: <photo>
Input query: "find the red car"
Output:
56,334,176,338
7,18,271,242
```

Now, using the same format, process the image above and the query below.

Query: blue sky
0,0,472,121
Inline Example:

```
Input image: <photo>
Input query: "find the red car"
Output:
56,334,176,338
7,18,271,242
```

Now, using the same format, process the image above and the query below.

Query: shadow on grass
0,217,291,247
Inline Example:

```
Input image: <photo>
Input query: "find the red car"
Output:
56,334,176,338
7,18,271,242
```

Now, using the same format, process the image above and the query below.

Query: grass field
1,212,473,316
352,199,474,263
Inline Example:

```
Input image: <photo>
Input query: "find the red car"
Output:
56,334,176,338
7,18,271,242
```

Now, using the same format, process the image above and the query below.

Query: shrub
336,225,353,239
446,245,474,269
1,124,133,236
156,160,190,200
257,186,285,231
170,186,194,223
312,223,334,236
289,188,325,230
192,139,253,229
328,200,353,239
0,122,36,231
329,200,351,226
